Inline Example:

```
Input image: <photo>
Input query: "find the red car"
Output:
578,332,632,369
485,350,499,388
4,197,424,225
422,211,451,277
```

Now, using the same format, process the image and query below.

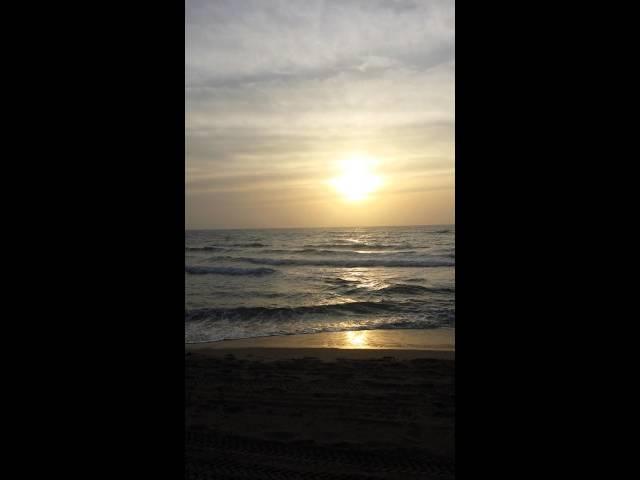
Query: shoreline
186,328,454,360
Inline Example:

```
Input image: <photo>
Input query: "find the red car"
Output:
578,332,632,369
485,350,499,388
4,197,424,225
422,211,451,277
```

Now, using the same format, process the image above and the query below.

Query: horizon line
185,223,455,232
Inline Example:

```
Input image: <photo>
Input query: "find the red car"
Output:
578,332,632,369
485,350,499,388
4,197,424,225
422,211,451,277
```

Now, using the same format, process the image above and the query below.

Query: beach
186,329,455,479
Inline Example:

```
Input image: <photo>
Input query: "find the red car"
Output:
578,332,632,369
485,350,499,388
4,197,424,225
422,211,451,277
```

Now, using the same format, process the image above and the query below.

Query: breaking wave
185,265,277,276
228,256,454,268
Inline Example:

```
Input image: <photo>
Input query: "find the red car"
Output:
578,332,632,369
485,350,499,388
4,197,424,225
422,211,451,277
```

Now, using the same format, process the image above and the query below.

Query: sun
330,155,383,202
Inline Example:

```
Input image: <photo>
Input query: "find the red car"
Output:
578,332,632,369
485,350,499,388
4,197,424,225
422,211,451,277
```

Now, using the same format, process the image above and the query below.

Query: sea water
185,225,454,343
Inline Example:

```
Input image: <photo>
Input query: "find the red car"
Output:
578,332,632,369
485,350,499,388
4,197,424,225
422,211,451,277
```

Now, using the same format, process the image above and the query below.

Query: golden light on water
344,330,370,348
330,155,383,202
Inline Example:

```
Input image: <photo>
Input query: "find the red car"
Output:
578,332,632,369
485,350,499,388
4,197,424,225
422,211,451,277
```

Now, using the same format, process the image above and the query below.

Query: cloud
186,0,455,228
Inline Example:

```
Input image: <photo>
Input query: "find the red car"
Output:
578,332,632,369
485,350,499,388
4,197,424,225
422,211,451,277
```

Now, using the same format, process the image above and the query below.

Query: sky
186,0,454,229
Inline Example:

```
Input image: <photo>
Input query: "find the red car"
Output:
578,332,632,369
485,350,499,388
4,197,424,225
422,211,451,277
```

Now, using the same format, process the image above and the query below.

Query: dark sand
186,329,455,479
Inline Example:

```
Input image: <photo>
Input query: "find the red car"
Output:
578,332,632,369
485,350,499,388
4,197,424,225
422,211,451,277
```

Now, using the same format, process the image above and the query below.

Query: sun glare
330,155,382,202
345,330,369,348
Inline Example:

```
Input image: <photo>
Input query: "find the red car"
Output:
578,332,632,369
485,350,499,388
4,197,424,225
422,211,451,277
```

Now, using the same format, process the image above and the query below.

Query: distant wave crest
185,265,277,276
332,282,454,296
377,284,454,295
303,243,414,250
185,301,410,323
228,256,454,268
186,246,226,251
263,248,417,256
186,242,267,250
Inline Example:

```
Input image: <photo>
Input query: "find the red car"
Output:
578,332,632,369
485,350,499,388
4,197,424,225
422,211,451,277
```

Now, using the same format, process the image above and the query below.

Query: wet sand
187,328,454,356
186,329,455,479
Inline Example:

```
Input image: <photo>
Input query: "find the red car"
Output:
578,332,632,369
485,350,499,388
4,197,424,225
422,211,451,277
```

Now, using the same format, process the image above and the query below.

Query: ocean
185,225,455,343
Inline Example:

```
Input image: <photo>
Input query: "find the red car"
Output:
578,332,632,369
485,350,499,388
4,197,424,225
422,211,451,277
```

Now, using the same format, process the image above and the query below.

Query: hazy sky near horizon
186,0,454,229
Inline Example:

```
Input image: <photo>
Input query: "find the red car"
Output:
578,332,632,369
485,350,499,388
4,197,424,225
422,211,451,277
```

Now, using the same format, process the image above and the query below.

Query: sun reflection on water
344,330,370,348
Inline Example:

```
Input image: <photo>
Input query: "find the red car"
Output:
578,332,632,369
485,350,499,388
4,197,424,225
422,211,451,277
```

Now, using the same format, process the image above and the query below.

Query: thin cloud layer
186,0,454,228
